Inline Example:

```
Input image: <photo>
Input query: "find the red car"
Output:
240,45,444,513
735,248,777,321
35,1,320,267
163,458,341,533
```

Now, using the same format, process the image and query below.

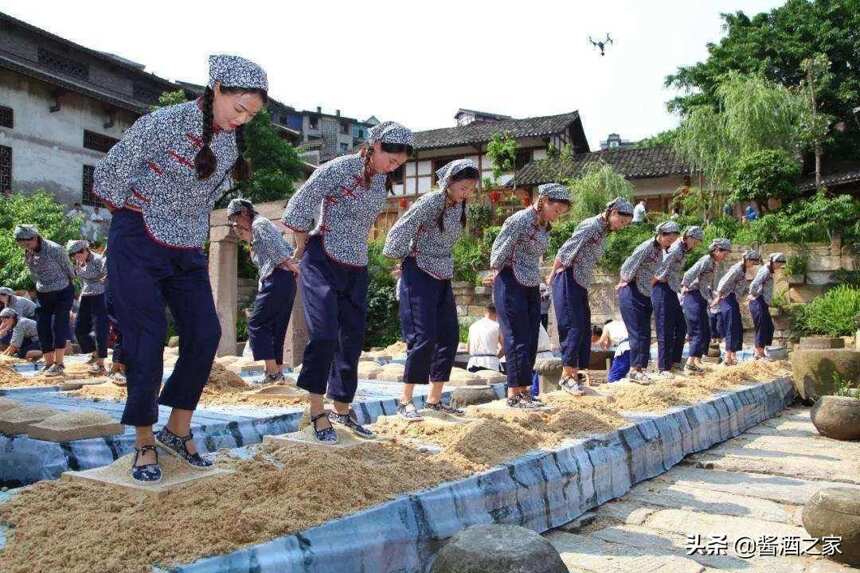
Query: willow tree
672,72,804,222
566,162,634,222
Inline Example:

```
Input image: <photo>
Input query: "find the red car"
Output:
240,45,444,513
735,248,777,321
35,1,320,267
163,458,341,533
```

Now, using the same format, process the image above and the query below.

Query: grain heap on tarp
0,361,790,573
67,363,306,407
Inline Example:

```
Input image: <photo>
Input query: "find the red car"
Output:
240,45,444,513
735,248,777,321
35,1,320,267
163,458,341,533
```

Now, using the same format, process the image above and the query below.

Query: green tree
486,132,518,192
364,240,399,348
636,129,679,149
486,132,517,179
229,108,304,204
665,0,860,159
730,149,801,210
0,192,83,290
797,54,836,187
151,89,188,112
673,73,804,221
565,162,634,222
154,91,304,206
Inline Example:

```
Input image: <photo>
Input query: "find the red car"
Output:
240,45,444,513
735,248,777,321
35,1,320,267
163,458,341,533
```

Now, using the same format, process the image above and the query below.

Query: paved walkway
545,406,860,572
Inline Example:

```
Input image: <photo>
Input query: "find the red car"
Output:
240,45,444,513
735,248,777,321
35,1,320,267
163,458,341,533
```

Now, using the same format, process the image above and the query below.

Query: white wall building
0,11,179,207
393,109,590,197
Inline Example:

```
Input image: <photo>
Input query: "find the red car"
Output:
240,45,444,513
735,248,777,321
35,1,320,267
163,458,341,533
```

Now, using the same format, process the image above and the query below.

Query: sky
2,0,786,148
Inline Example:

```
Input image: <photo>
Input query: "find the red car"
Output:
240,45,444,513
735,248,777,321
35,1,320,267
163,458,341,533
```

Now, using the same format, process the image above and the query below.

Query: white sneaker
109,371,127,386
43,363,65,377
560,377,585,396
629,371,652,385
657,370,674,379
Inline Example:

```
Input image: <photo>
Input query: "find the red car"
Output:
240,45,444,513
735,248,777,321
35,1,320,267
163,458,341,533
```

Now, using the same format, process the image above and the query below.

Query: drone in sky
589,34,613,56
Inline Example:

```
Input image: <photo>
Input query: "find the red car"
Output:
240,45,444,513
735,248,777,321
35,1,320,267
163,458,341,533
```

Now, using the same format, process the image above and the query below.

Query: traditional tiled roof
515,146,691,185
797,163,860,192
413,111,585,151
0,12,178,113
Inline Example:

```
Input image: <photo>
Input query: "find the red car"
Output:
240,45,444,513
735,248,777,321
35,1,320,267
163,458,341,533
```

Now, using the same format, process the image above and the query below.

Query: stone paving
546,406,860,572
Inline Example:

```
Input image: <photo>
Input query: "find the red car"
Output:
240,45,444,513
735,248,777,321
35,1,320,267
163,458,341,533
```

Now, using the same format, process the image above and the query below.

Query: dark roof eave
797,170,860,192
0,11,176,89
514,147,694,185
0,56,148,113
413,111,582,151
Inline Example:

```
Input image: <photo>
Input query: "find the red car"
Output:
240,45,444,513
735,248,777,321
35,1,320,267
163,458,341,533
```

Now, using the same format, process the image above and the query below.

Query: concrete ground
545,406,860,572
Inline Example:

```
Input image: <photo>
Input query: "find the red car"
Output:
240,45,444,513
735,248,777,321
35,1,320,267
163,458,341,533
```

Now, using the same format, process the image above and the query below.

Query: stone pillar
208,226,238,357
282,284,308,367
281,228,309,367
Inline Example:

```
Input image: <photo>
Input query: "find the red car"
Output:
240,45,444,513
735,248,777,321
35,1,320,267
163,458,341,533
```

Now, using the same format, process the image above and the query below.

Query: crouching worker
0,308,42,360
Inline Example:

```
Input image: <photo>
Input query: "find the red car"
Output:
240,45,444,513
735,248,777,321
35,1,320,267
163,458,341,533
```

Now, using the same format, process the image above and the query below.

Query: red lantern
398,197,409,209
489,191,501,204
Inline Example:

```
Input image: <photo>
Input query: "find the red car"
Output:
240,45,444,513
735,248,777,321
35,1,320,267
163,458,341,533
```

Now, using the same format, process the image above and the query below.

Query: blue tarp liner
166,377,795,573
0,380,451,487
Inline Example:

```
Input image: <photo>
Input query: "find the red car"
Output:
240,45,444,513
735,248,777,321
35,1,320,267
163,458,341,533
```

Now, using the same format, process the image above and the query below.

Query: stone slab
263,426,379,449
652,467,860,506
0,406,60,435
63,452,234,497
624,481,797,524
547,530,707,573
26,420,124,442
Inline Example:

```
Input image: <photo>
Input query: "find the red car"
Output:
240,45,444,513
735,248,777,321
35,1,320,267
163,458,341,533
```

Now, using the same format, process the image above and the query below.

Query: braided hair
437,166,478,232
535,195,570,232
194,86,268,181
361,141,414,193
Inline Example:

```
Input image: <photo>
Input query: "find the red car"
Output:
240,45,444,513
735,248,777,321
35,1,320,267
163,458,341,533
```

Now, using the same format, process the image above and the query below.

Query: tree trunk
815,143,823,189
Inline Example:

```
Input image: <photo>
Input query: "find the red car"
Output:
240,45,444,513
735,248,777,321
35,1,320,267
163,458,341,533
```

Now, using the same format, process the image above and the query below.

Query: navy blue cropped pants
749,297,774,348
619,283,652,369
494,268,541,389
652,282,685,371
296,236,368,403
719,293,743,352
682,291,711,358
76,293,109,359
552,268,591,369
248,268,296,364
35,283,74,353
399,257,458,384
107,209,221,427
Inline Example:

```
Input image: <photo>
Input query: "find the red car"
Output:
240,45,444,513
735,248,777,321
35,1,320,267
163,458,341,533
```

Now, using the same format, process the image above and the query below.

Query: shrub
458,317,478,344
452,236,484,285
236,313,248,342
730,149,800,209
466,203,493,235
793,285,860,337
0,192,83,291
547,218,581,259
364,240,400,349
784,254,809,277
601,223,656,273
833,269,860,288
237,243,257,279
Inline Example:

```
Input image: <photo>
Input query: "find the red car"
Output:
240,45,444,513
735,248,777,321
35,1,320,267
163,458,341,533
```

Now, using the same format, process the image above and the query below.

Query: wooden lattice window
38,48,89,81
82,165,97,206
83,130,119,153
0,146,11,193
0,106,12,129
